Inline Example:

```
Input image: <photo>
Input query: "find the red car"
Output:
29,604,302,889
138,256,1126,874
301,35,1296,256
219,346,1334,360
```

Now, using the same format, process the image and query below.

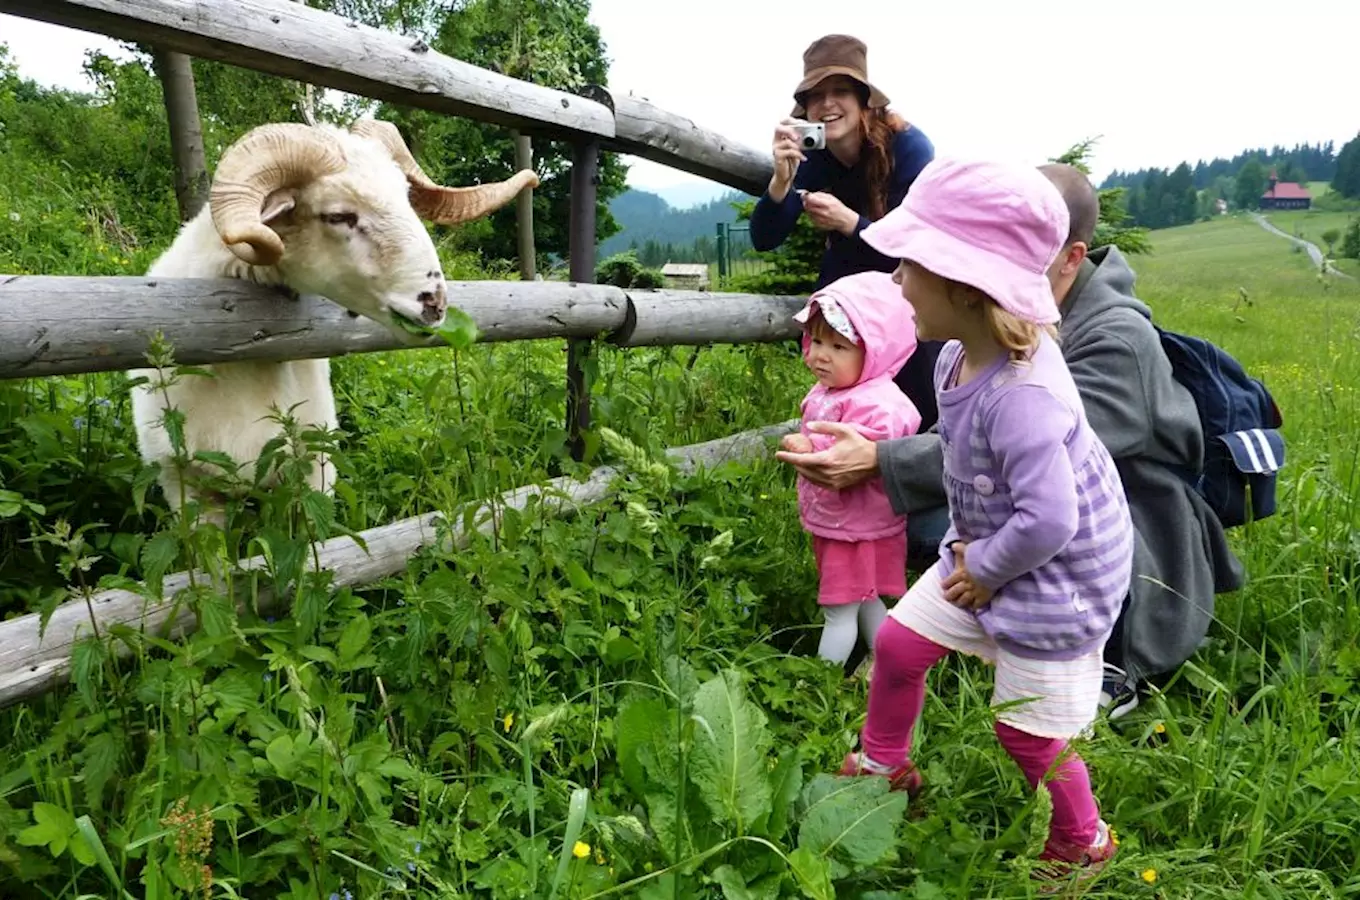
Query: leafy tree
1340,219,1360,260
374,0,627,265
1235,159,1268,210
1321,228,1341,257
1333,133,1360,199
1051,138,1150,255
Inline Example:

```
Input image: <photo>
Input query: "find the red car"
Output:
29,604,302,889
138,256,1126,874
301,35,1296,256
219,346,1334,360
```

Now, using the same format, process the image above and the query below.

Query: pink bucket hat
860,157,1069,326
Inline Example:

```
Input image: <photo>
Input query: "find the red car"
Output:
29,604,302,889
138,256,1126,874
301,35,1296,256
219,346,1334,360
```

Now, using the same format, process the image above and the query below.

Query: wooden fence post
512,130,536,281
566,138,599,462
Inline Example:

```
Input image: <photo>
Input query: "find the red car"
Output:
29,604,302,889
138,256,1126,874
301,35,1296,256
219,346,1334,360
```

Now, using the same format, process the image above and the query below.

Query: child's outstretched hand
943,542,994,610
781,433,814,454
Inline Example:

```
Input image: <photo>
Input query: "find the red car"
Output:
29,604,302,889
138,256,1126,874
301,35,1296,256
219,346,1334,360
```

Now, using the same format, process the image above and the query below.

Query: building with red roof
1260,170,1312,210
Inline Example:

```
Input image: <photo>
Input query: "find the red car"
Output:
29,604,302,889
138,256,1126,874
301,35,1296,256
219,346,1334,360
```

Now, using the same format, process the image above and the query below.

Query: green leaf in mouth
391,306,479,349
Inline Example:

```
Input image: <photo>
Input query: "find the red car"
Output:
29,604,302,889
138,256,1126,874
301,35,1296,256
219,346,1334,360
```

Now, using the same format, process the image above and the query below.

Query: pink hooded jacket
795,271,922,542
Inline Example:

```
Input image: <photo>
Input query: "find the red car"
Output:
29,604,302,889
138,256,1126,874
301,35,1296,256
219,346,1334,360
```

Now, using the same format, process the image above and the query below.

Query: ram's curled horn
210,123,348,266
350,118,540,224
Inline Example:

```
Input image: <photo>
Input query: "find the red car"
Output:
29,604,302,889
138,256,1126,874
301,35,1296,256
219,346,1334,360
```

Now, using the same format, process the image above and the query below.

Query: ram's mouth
390,311,434,338
389,308,480,350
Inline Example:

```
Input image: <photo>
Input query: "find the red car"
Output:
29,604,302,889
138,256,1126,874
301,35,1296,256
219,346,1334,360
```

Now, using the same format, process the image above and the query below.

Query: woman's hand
774,422,878,489
942,542,994,610
801,191,861,236
769,119,806,202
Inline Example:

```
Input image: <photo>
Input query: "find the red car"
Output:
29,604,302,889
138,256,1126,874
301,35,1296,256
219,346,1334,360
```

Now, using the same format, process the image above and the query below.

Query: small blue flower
329,894,339,900
112,418,121,428
407,861,415,873
73,416,85,430
414,841,422,854
343,891,353,900
262,673,272,683
97,397,111,408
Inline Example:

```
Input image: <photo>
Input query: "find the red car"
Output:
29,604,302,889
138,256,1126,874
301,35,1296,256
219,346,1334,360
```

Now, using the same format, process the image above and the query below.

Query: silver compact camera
790,120,825,151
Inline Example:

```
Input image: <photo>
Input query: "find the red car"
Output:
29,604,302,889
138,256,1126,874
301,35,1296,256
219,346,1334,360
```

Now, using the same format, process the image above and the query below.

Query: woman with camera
749,33,941,428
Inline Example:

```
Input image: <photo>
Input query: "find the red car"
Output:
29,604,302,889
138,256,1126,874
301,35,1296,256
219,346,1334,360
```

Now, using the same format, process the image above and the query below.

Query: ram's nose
418,283,447,325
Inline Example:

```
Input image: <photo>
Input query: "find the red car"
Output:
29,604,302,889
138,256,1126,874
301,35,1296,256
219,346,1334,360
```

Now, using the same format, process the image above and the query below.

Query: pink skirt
813,534,907,606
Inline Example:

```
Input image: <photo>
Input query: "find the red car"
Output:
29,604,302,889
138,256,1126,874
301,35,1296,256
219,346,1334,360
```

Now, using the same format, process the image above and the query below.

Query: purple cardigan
933,336,1135,661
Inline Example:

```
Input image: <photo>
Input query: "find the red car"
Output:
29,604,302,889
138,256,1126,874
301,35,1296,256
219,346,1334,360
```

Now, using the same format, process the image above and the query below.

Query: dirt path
1250,213,1355,279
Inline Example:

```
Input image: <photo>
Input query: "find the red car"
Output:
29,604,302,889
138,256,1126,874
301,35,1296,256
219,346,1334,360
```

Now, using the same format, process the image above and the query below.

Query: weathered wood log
0,0,615,139
0,421,799,707
0,276,810,379
0,276,629,378
584,86,773,197
612,290,803,347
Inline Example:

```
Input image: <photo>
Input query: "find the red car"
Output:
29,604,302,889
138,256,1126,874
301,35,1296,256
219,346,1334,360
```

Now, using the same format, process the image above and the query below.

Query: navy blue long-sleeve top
750,124,943,429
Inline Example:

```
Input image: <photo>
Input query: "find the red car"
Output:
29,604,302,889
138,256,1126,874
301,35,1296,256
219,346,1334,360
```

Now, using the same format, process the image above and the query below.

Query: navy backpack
1155,327,1285,528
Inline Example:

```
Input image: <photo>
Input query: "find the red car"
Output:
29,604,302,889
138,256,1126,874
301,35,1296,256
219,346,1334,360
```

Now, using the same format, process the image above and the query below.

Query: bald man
779,164,1244,715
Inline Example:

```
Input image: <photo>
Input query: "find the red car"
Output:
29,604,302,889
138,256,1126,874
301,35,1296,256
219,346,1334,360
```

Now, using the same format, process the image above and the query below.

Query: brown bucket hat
791,34,891,118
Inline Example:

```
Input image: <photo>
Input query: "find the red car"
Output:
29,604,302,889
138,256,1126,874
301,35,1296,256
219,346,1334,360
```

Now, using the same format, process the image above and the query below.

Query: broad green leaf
265,734,295,778
786,846,834,900
337,613,372,665
562,559,596,597
300,490,334,536
711,865,761,900
434,306,479,348
18,803,74,858
758,747,803,841
376,757,417,781
796,774,908,879
140,532,179,587
689,669,772,833
615,697,672,797
298,645,339,666
197,588,236,641
69,828,96,866
191,450,237,472
79,731,122,810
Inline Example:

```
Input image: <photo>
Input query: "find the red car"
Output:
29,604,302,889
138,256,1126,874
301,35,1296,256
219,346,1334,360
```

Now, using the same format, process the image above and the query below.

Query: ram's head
208,120,538,331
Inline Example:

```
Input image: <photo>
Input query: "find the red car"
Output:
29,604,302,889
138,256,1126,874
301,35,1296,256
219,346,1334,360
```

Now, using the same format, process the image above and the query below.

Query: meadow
2,210,1359,899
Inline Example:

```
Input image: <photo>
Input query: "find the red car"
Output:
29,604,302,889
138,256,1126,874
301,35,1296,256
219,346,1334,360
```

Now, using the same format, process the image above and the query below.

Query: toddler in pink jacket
781,270,922,665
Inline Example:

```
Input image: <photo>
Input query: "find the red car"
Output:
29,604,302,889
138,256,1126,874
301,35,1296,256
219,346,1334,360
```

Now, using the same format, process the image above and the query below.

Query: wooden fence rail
0,421,799,708
0,276,805,379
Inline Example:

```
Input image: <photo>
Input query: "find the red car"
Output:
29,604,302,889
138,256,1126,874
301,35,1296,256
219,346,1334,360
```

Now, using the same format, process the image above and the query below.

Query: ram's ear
260,188,298,226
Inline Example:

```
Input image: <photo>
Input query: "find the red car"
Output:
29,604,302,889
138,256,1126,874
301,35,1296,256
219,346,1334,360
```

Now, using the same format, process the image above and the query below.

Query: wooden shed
661,263,710,291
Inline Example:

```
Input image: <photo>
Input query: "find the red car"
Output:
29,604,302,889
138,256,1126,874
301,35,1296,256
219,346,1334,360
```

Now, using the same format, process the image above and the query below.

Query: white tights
817,598,889,664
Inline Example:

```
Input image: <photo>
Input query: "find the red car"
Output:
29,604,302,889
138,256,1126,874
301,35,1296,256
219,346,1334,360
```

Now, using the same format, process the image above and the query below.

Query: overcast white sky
4,1,1357,199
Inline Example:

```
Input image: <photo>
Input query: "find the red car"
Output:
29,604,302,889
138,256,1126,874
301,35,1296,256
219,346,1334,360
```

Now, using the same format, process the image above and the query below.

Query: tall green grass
2,216,1359,897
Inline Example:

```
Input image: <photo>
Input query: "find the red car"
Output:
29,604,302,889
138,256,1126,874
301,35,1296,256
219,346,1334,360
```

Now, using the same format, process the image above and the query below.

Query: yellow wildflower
1141,868,1157,884
572,841,590,859
1154,722,1167,734
502,712,514,731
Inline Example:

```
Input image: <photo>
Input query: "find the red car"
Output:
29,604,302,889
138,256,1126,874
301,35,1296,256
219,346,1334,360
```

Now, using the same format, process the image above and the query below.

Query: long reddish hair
859,107,909,221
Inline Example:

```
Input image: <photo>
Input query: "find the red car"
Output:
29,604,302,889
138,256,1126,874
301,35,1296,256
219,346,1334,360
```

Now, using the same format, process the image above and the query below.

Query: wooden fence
0,0,799,705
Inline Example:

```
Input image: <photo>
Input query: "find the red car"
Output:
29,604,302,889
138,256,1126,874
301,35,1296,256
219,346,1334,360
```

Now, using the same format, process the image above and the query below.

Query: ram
131,119,537,521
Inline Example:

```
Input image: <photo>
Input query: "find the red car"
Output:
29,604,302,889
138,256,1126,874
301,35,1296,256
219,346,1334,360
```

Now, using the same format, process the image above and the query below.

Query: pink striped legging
863,618,1100,847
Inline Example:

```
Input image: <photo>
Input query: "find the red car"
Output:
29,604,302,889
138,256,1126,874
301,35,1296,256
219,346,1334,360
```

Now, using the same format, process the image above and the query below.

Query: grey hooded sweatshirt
878,246,1245,681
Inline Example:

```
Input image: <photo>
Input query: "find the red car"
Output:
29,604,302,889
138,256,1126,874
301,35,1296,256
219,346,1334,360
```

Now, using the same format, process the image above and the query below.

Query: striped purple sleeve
964,385,1079,590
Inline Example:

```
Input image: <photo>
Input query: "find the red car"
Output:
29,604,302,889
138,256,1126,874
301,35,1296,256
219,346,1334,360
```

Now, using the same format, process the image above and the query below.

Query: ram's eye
321,212,358,227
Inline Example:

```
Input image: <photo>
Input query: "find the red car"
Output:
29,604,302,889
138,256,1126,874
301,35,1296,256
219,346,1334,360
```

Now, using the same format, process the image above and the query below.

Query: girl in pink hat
842,157,1135,884
781,271,921,667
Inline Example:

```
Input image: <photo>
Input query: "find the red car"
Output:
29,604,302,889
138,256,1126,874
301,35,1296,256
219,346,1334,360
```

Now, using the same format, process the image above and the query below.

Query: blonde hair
948,281,1059,359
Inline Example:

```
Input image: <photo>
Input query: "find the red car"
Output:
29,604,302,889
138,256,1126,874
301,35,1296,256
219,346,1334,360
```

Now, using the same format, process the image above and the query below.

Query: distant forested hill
599,188,750,265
